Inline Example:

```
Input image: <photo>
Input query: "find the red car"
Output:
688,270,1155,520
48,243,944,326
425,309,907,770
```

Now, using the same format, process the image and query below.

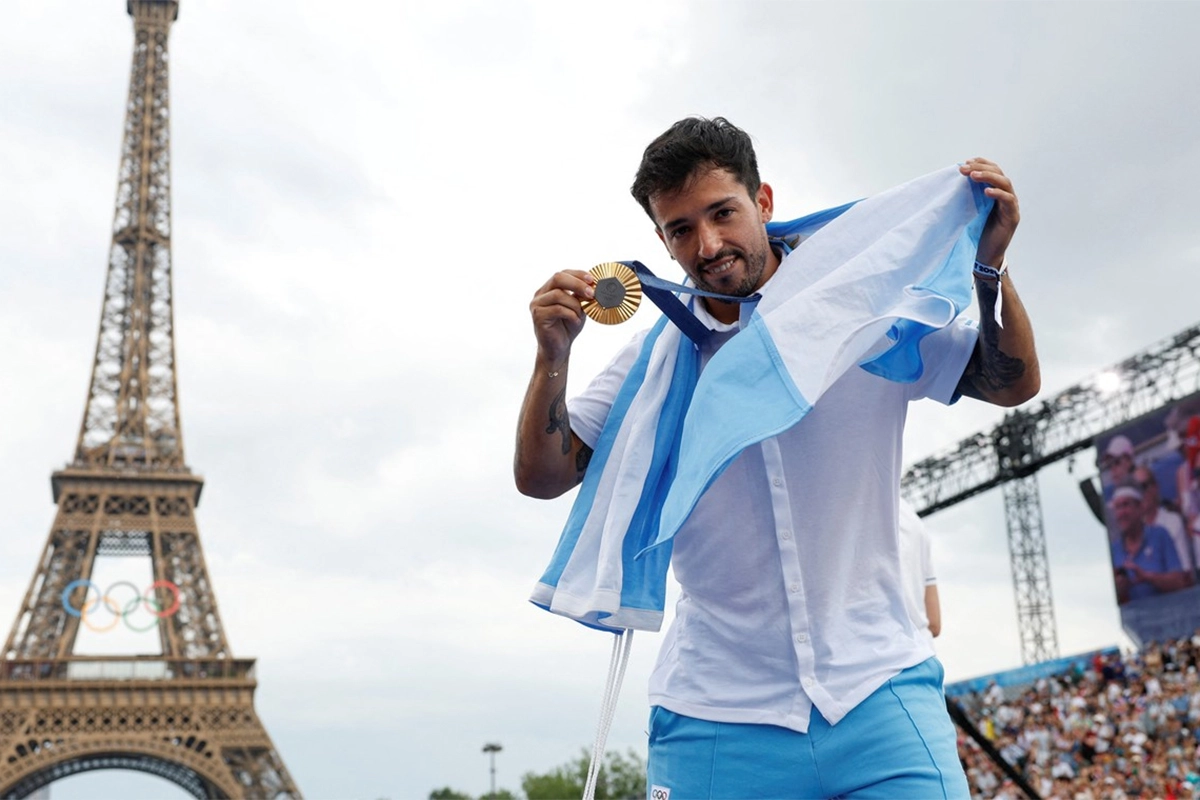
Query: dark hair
630,116,761,222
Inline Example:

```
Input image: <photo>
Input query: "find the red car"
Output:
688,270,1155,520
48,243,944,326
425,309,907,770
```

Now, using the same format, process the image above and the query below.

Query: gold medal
581,262,642,325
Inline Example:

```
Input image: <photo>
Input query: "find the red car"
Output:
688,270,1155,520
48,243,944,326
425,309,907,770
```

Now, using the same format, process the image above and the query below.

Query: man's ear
654,227,675,260
757,182,774,223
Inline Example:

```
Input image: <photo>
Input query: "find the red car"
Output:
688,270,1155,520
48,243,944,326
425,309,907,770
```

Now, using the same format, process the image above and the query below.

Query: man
1132,465,1194,577
515,117,1039,797
898,498,941,643
1100,435,1137,502
1179,415,1200,536
1110,485,1190,604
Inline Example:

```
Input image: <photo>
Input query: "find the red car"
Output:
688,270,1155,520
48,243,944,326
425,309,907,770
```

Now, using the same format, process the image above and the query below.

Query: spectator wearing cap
1135,465,1195,577
1103,435,1138,502
1178,415,1200,537
1111,485,1191,604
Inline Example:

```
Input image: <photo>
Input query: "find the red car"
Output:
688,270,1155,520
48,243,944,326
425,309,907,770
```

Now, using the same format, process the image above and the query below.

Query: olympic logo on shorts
60,579,182,633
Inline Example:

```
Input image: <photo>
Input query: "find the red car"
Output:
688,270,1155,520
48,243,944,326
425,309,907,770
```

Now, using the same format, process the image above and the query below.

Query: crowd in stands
955,634,1200,799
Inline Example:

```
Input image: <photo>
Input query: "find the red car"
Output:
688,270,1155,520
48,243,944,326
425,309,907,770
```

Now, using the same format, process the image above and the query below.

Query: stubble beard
694,246,769,297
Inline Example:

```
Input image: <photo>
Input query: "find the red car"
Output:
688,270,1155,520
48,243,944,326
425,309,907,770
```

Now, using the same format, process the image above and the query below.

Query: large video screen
1095,391,1200,646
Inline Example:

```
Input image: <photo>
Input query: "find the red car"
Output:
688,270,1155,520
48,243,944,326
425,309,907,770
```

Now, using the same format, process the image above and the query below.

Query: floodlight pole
482,742,502,796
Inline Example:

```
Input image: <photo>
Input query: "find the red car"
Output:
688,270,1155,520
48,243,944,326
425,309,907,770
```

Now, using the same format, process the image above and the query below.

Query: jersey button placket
761,439,815,699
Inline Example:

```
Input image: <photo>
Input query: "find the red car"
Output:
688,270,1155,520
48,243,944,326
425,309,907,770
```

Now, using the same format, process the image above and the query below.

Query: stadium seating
954,634,1200,798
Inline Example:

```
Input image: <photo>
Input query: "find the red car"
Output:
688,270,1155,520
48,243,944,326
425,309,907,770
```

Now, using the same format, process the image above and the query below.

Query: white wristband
974,258,1008,328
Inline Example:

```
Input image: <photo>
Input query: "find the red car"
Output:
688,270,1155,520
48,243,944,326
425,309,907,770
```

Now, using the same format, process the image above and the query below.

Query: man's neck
701,297,742,326
1124,528,1146,553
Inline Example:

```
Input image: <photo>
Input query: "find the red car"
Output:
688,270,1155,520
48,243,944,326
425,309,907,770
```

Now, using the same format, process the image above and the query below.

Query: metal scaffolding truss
1002,476,1058,664
901,321,1200,663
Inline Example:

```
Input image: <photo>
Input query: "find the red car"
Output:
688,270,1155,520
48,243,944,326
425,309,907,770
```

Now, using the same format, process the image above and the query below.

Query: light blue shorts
646,657,969,800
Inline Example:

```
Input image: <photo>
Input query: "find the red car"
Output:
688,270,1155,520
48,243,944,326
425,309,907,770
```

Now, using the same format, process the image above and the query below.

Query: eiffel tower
0,2,301,797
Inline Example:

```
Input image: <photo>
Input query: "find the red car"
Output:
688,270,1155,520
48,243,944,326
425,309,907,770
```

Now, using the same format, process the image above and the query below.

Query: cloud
4,2,1200,797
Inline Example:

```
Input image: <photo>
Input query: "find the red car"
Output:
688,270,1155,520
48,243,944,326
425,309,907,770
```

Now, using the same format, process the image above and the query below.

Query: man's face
1110,454,1134,483
1113,495,1144,536
649,167,778,306
1135,469,1161,509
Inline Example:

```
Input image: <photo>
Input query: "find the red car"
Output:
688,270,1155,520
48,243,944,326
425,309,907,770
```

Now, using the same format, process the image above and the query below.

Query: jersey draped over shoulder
531,165,991,639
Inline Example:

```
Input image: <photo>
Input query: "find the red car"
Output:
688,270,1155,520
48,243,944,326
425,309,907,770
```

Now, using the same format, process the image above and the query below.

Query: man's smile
699,252,741,279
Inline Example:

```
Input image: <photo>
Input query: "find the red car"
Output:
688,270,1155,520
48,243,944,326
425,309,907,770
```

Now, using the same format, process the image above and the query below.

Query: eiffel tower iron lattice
0,2,300,796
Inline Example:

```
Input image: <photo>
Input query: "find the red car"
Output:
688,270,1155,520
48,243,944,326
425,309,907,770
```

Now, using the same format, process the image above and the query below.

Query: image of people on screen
1099,435,1137,503
1131,465,1195,576
1110,485,1193,605
1176,414,1200,538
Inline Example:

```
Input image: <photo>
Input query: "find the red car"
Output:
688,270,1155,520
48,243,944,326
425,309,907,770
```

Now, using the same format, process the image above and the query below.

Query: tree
427,787,516,800
428,789,472,800
522,748,646,800
601,749,646,799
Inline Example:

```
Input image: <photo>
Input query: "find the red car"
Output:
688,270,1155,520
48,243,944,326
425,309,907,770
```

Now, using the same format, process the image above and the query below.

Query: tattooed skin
545,387,572,455
576,443,594,483
544,387,594,483
957,279,1026,401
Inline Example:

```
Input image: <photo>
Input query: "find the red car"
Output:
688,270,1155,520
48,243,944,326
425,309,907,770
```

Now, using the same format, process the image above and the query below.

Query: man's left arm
924,583,942,638
1130,563,1191,594
955,158,1041,407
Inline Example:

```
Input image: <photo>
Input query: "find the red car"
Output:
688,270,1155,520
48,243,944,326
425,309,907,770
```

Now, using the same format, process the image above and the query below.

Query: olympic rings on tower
60,579,182,633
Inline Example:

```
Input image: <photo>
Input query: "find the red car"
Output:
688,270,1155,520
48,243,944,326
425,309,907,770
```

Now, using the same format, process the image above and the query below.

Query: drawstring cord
582,629,634,800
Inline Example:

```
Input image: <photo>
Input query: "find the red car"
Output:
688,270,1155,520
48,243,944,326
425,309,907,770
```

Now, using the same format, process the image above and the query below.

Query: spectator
1102,435,1138,501
954,634,1200,798
1179,416,1200,537
1110,486,1190,604
1135,465,1195,575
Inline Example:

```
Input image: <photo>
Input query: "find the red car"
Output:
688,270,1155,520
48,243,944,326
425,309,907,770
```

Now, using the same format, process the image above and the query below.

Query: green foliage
428,747,644,800
429,788,473,800
602,748,647,799
428,786,518,800
522,748,646,800
522,767,581,800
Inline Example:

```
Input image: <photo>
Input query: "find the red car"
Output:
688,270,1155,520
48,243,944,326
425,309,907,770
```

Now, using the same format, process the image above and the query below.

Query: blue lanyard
619,240,791,345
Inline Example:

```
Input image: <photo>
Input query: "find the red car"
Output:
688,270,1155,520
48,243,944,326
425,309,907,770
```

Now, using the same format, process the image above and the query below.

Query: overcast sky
3,1,1200,798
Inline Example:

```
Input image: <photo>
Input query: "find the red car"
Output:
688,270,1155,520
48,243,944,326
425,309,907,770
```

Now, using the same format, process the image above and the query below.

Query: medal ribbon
617,261,760,345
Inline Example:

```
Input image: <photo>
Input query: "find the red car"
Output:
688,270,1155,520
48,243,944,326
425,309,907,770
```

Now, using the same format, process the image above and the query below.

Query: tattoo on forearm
957,280,1025,401
576,443,593,483
545,388,572,455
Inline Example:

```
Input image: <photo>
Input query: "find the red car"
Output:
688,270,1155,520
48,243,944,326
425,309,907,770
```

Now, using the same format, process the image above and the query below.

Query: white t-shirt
1151,506,1192,572
568,296,977,732
899,498,937,645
